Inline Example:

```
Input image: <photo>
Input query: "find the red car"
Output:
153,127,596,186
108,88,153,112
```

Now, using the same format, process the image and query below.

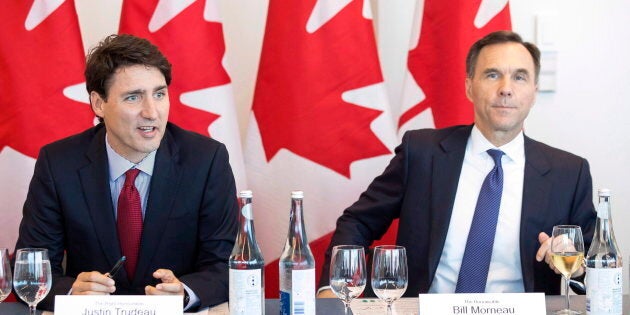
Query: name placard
55,295,183,315
418,293,546,315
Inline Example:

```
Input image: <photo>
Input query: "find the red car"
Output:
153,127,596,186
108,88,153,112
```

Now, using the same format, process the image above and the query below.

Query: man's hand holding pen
71,271,116,295
71,256,125,295
69,256,185,303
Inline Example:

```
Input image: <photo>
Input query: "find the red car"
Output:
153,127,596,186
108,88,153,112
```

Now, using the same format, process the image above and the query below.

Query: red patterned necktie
117,168,142,281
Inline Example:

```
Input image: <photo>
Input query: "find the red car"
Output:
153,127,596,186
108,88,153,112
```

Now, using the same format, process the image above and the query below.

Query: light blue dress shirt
104,135,200,310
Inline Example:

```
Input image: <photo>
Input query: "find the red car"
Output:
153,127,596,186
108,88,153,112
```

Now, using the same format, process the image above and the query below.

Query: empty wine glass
330,245,367,314
550,225,584,315
13,248,52,315
371,245,408,315
0,248,12,303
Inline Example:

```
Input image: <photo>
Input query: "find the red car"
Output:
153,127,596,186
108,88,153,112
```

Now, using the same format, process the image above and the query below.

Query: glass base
554,309,582,315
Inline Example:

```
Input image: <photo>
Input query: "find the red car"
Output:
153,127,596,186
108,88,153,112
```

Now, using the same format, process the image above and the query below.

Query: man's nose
141,99,158,119
499,80,513,97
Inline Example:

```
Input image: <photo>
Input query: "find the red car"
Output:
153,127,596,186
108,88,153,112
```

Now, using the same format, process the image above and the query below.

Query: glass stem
344,302,350,315
387,302,393,315
29,304,37,315
564,276,571,310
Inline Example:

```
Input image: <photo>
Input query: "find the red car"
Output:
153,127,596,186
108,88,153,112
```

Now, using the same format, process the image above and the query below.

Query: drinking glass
330,245,367,314
0,248,12,303
550,225,584,315
371,245,408,315
13,248,52,315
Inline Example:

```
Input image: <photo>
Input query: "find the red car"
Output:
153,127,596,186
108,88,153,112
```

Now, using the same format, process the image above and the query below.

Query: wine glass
0,248,12,303
550,225,584,315
330,245,367,314
13,248,52,315
371,245,408,315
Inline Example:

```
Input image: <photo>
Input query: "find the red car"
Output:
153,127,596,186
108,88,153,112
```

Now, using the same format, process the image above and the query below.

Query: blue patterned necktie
455,149,505,293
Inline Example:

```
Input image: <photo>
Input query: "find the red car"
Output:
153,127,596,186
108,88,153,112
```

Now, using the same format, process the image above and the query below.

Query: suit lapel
427,126,470,286
134,129,182,284
78,127,123,273
519,136,552,292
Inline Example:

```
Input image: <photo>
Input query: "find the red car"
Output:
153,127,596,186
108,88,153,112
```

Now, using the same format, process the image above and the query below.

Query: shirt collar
105,134,156,181
469,125,525,164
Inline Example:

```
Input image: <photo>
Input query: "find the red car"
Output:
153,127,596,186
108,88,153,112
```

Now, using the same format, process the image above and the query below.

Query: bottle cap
598,188,611,197
239,190,253,198
291,190,304,199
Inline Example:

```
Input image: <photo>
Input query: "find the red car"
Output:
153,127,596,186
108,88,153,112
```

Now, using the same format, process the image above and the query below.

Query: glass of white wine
0,248,12,303
371,245,408,315
13,248,52,315
550,225,584,315
330,245,367,315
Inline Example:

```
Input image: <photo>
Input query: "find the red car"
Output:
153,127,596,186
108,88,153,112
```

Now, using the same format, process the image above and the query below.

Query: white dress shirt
428,125,526,293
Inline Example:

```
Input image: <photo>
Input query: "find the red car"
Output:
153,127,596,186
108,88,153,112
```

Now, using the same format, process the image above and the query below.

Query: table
1,295,627,314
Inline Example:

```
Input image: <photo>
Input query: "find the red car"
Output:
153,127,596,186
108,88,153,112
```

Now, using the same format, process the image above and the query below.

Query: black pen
107,256,126,278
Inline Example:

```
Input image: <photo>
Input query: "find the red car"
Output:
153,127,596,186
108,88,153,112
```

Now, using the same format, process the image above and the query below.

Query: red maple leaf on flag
252,0,390,178
0,0,94,158
399,0,511,128
119,0,228,137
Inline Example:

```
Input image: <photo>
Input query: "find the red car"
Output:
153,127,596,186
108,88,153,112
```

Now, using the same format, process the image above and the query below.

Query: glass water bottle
278,191,315,315
229,190,265,315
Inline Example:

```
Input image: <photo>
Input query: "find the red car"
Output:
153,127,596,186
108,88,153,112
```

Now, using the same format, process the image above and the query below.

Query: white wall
75,0,630,292
510,0,630,293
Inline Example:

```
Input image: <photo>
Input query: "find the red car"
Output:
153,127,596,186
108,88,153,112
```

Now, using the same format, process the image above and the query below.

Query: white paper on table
43,300,228,314
350,297,418,315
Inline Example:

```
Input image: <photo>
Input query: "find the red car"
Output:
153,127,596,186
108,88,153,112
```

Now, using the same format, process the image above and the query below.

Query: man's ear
465,77,473,102
90,91,105,118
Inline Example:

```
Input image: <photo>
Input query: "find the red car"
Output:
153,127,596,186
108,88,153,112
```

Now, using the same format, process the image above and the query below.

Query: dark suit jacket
15,123,238,311
320,125,596,295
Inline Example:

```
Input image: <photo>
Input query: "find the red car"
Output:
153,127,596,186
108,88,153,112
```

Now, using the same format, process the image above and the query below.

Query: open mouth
138,126,157,133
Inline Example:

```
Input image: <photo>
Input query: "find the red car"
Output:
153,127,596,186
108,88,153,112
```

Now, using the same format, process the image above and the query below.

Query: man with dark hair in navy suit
15,34,238,311
319,30,596,296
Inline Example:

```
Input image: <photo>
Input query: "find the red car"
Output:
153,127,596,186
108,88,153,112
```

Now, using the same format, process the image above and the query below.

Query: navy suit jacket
320,125,596,295
15,123,238,311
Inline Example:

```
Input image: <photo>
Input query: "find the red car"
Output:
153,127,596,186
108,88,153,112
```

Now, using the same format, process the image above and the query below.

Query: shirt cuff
182,283,200,311
317,285,332,295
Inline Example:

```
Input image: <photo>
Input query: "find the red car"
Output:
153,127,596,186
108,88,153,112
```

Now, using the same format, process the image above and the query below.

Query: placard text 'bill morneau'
453,305,516,314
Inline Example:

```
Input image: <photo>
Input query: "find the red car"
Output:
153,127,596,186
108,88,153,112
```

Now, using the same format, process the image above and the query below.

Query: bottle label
229,269,263,315
585,267,623,314
279,269,315,315
242,204,253,220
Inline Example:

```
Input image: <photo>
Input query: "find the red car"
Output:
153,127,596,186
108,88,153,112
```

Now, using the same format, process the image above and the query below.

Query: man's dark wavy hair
85,34,172,101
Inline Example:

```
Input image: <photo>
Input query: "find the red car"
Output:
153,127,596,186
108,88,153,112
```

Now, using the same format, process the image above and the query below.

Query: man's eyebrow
153,85,167,92
122,89,145,96
482,68,499,75
481,68,531,76
514,68,530,76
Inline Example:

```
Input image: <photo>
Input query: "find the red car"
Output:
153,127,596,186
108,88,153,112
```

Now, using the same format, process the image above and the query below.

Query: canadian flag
0,0,93,251
245,0,398,297
119,0,247,191
398,0,511,132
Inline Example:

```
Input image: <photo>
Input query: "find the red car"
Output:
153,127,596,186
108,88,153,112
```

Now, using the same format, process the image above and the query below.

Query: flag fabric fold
398,0,512,133
0,0,91,301
0,0,92,252
245,0,398,297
